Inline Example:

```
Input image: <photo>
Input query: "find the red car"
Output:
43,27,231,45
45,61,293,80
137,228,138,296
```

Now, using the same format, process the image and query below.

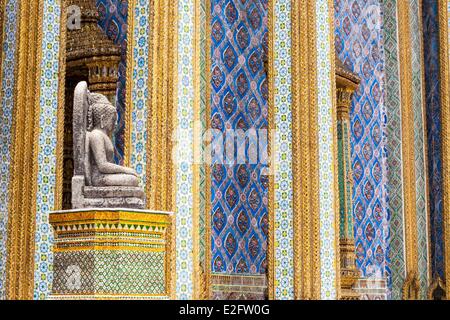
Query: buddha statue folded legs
71,81,145,209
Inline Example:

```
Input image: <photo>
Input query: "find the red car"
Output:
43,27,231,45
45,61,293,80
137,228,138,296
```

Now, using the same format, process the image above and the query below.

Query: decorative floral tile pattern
316,0,337,300
175,0,195,300
128,0,150,188
409,0,429,300
0,0,19,300
272,0,294,300
33,0,62,300
381,0,403,299
382,0,429,300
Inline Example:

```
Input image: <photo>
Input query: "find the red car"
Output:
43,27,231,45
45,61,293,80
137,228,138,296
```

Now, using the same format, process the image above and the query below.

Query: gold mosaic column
286,0,340,299
335,64,360,300
145,1,176,213
397,1,425,299
290,0,321,299
5,0,46,299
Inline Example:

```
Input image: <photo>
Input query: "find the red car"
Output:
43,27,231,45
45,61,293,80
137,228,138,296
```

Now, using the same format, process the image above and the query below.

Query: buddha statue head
86,92,118,136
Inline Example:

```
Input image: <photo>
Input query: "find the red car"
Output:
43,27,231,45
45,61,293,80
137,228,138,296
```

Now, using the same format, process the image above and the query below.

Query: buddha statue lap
72,81,145,209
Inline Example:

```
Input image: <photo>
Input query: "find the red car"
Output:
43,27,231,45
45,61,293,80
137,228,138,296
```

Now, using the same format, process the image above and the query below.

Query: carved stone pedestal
48,209,172,300
72,176,146,209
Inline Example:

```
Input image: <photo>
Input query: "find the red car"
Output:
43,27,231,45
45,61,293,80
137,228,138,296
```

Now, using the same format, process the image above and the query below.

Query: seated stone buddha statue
85,93,138,187
72,81,145,209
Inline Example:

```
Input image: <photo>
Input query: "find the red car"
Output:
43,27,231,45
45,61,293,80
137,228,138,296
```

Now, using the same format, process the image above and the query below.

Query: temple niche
63,0,122,209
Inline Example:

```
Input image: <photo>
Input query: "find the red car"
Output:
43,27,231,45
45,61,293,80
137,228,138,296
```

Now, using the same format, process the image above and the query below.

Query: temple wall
0,0,341,301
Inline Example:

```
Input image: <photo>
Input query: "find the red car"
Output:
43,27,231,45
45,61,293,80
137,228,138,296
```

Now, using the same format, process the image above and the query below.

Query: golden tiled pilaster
6,0,45,300
145,0,176,213
398,1,420,299
0,0,5,85
202,0,212,300
290,0,321,299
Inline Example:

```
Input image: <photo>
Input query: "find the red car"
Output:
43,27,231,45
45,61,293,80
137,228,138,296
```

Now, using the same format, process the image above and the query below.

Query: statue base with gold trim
48,209,172,300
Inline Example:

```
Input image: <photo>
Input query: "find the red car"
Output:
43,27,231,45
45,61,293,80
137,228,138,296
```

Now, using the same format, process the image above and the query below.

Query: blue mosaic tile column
210,0,269,277
422,0,445,282
0,0,19,300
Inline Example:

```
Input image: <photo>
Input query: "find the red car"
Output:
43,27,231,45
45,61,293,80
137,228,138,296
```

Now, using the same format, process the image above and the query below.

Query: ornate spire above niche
66,0,121,98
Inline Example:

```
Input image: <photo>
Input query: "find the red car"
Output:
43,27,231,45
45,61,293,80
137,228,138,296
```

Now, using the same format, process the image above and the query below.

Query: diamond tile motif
211,0,268,275
409,0,429,299
381,1,403,298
